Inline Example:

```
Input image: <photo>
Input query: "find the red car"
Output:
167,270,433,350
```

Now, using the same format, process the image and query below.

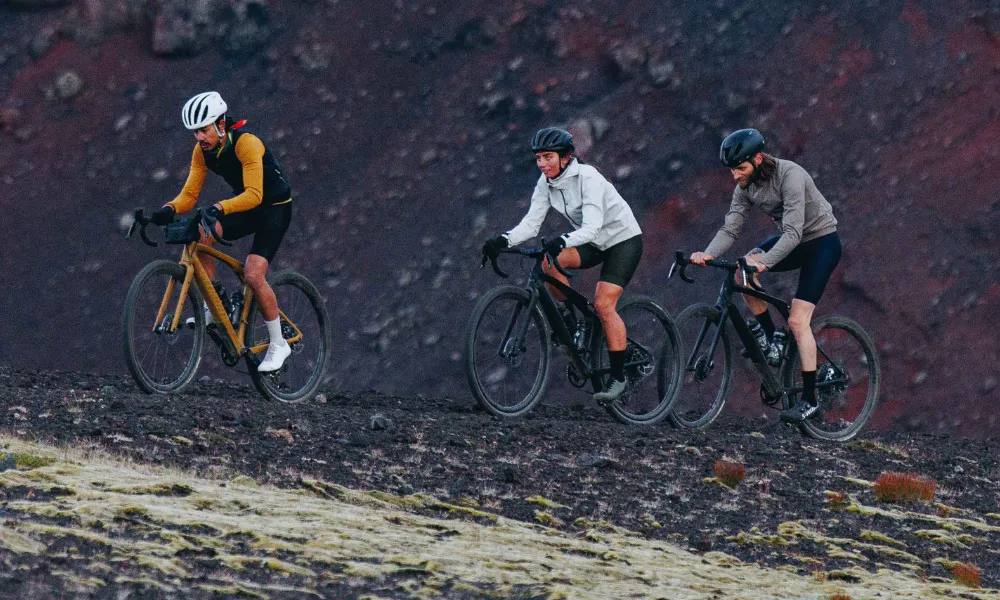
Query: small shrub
825,490,848,508
872,471,936,504
714,459,745,488
829,594,852,600
952,562,981,588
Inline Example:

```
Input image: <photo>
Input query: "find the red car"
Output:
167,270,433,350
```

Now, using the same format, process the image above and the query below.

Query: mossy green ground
0,437,996,599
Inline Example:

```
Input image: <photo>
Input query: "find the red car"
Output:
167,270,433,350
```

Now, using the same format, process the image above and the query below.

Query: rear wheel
592,296,682,425
783,315,880,442
465,286,550,418
122,260,204,394
668,302,733,429
247,270,331,404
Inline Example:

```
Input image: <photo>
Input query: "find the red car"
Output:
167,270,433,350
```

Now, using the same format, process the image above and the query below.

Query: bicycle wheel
592,296,682,425
246,270,331,404
122,260,204,394
465,285,550,418
782,315,880,442
668,302,733,429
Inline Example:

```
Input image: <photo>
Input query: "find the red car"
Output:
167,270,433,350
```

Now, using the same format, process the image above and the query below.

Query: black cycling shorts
575,234,643,288
757,231,841,305
218,201,292,263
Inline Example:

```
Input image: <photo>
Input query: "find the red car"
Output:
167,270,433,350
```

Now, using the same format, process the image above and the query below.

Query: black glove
543,236,567,256
481,235,509,260
205,205,223,220
150,205,175,225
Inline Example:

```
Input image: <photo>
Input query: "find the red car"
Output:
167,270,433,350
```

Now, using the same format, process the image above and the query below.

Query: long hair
757,154,777,181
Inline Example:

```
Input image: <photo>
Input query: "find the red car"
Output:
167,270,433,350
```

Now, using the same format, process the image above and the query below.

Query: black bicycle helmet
719,128,765,168
531,127,575,154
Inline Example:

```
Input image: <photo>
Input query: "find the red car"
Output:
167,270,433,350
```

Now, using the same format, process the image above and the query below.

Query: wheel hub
501,339,523,367
693,355,712,382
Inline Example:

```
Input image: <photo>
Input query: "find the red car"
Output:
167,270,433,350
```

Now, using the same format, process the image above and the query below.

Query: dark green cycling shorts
575,234,643,288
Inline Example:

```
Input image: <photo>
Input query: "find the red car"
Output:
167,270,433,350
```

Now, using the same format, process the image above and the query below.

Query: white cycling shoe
186,305,214,329
257,340,291,372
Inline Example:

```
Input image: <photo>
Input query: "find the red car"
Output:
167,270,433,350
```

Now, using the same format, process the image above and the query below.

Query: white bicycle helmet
181,91,227,130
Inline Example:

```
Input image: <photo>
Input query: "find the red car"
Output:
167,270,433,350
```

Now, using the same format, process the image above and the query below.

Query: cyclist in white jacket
482,127,643,404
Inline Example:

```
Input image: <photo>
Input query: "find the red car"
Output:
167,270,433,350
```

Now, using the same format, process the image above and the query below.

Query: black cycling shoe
779,399,822,424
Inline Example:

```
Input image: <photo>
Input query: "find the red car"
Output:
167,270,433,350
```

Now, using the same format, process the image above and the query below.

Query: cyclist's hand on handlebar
744,253,768,273
150,205,175,225
689,251,713,266
543,236,566,256
205,205,223,220
481,235,509,261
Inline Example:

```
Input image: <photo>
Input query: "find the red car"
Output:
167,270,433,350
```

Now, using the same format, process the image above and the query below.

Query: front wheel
668,303,733,429
465,286,550,418
782,315,881,442
246,270,331,403
592,296,682,425
122,260,204,394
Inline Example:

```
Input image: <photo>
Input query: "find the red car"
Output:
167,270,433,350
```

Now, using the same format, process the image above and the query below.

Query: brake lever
485,253,508,278
200,211,233,247
737,257,765,291
672,251,694,283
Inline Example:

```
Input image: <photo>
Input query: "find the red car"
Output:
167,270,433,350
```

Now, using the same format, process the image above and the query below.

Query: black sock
609,350,626,382
801,370,817,405
756,311,775,339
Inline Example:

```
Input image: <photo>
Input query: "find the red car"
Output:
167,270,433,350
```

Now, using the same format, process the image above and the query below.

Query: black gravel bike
466,244,682,425
668,251,880,441
123,208,330,403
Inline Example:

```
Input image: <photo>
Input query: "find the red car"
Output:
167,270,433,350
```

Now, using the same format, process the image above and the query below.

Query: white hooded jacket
504,159,641,251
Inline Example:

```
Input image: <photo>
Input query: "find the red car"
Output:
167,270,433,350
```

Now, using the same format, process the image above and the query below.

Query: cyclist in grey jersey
690,128,842,424
482,127,644,404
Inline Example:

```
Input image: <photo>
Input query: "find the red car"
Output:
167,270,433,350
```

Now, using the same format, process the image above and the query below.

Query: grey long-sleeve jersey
504,159,641,251
704,158,837,269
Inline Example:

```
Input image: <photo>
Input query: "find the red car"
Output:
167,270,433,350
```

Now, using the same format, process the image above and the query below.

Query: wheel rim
470,293,547,413
601,302,675,421
249,280,326,402
126,267,201,391
672,307,729,428
796,323,877,438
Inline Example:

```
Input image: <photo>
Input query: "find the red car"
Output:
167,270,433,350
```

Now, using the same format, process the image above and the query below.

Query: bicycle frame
153,240,304,361
692,268,791,398
492,249,634,380
679,256,848,401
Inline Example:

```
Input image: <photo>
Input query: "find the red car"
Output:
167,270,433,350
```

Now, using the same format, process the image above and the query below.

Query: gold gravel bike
122,208,330,403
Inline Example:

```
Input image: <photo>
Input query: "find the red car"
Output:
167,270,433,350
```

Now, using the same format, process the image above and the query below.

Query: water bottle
573,319,588,350
213,282,232,317
229,290,244,326
747,318,768,354
768,329,787,366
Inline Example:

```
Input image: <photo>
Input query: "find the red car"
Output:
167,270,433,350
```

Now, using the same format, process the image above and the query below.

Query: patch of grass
12,453,57,470
825,490,849,508
844,439,909,457
714,459,745,488
534,510,565,528
525,495,569,510
872,471,936,504
108,483,194,497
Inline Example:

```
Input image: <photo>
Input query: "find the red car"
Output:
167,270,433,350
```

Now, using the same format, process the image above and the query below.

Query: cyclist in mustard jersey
149,91,294,372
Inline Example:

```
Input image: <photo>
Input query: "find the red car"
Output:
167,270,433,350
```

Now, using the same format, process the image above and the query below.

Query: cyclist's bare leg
542,247,581,301
245,254,279,321
788,299,817,370
594,281,625,351
738,269,769,317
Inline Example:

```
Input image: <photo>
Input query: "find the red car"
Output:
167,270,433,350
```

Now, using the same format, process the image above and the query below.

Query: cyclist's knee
787,309,813,336
594,295,617,320
244,262,268,288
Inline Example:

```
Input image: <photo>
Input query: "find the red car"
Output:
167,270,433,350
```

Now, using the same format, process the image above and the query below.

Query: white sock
265,317,285,346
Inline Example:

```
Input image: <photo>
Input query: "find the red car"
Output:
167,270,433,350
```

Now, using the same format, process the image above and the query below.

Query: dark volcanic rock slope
1,1,998,435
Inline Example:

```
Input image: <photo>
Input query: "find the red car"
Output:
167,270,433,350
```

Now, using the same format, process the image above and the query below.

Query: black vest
201,128,292,206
